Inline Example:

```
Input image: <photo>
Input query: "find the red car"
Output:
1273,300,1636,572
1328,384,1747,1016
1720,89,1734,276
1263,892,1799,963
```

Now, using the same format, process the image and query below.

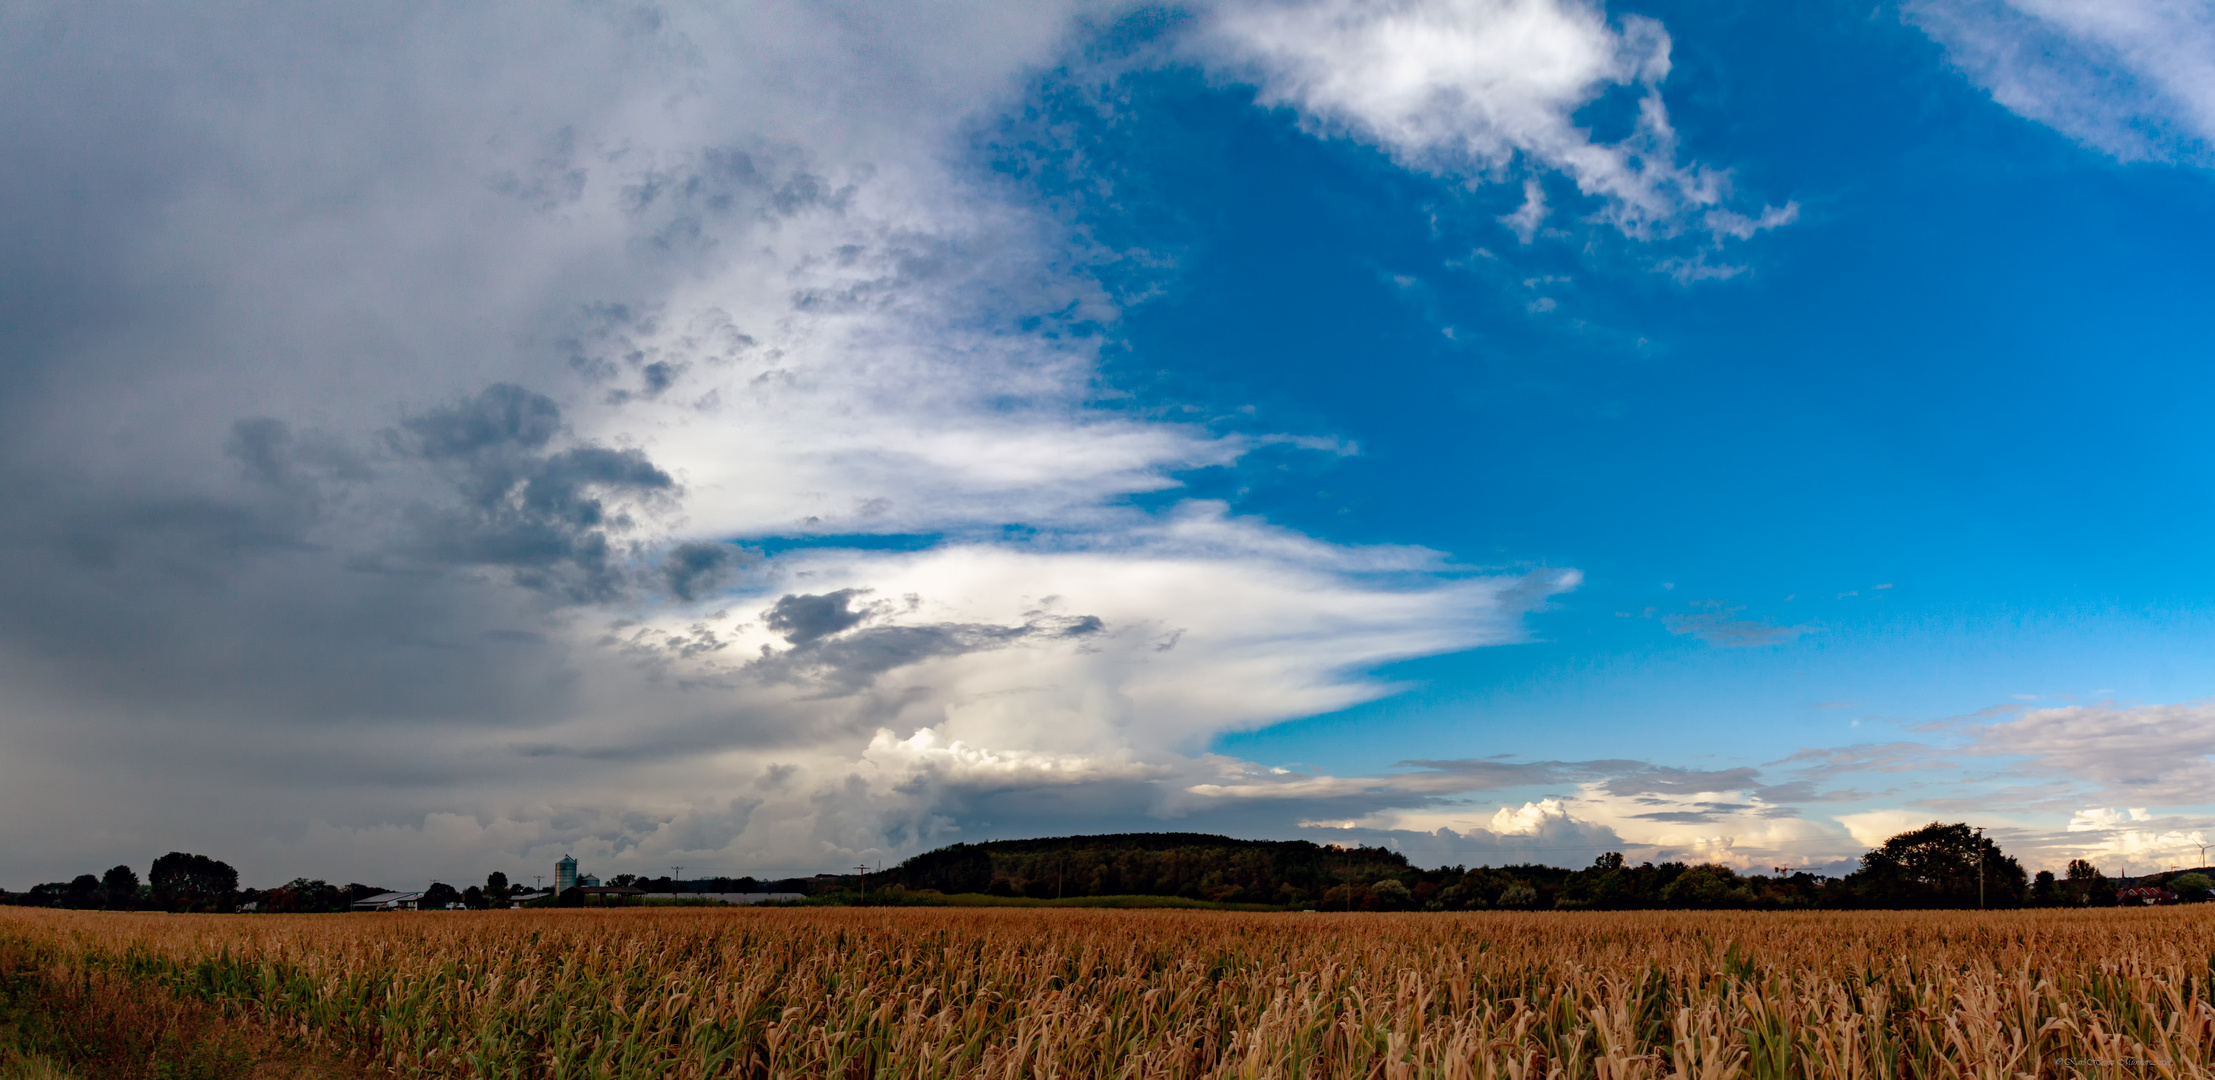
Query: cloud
1393,756,1628,790
385,385,681,602
0,0,1830,887
1196,0,1794,243
1660,600,1812,647
662,542,746,603
1958,699,2215,802
1908,0,2215,163
1351,788,1855,871
1835,809,1940,849
1765,742,1952,777
0,0,1257,883
763,590,881,645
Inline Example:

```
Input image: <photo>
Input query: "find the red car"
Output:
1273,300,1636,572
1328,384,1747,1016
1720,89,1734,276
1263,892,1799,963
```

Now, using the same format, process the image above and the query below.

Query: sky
3,0,2214,889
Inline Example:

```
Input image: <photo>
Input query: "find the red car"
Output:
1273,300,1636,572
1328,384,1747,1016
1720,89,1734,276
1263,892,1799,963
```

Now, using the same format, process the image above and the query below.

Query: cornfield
5,905,2215,1079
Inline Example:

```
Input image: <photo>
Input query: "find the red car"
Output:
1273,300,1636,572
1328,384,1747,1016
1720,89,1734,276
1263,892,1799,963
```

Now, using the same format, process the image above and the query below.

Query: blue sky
3,0,2213,886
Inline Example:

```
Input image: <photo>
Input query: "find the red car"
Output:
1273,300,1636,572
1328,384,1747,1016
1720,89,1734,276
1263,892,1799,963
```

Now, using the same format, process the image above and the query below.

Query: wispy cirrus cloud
1661,601,1813,647
1908,0,2215,163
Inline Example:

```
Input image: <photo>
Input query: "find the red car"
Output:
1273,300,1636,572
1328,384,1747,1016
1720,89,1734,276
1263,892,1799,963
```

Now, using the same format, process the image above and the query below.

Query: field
5,906,2215,1079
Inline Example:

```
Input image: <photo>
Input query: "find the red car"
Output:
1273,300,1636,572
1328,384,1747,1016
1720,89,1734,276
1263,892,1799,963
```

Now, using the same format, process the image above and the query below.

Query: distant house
351,891,425,911
2119,885,2177,906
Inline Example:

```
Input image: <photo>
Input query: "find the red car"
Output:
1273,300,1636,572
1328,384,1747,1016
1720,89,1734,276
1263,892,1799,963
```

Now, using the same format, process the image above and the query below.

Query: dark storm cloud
751,591,1105,693
392,384,675,602
663,542,745,602
640,360,681,396
764,589,877,644
0,0,1166,886
399,383,563,458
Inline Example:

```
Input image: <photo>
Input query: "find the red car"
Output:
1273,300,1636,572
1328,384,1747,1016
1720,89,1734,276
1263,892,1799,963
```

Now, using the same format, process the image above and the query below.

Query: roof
350,891,423,909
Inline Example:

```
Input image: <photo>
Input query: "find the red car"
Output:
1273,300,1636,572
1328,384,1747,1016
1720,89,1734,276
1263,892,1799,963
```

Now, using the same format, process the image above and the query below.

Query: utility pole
855,864,869,906
1975,826,1985,910
671,866,684,893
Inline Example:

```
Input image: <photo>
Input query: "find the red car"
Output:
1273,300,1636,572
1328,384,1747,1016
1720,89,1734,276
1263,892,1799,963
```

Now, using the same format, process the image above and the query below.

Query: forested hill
890,833,1412,903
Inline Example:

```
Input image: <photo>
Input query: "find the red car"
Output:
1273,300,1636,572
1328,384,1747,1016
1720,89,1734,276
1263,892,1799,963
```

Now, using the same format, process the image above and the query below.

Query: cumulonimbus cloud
0,0,1815,886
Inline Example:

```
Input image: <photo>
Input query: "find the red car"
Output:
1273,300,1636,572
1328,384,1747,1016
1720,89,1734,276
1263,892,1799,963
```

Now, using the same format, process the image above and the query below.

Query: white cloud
2067,806,2153,830
1837,808,1942,849
1354,780,1856,871
1197,0,1793,242
1908,0,2215,162
619,510,1573,754
1961,699,2215,802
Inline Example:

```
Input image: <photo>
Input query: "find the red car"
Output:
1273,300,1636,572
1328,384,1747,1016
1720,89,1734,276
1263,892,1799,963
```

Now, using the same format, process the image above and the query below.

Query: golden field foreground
6,905,2215,1079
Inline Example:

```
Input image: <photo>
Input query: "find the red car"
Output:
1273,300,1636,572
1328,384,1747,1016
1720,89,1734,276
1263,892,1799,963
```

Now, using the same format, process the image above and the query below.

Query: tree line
0,853,532,913
881,824,2200,911
6,825,2197,913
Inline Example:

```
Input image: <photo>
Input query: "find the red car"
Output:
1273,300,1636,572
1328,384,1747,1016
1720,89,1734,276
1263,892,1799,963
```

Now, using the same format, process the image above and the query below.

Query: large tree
262,878,349,913
1839,823,2026,908
63,874,101,909
149,852,239,913
100,865,139,910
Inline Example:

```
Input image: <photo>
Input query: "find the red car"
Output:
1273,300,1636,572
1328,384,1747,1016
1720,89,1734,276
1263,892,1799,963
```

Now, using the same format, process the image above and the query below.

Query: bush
1370,880,1414,910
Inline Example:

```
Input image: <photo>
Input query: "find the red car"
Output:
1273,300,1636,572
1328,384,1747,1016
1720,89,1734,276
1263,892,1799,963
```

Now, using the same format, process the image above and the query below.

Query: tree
420,882,462,910
1659,865,1753,909
149,852,239,913
1838,823,2025,908
2170,872,2212,902
63,874,101,909
101,865,140,911
2028,870,2060,906
463,885,487,910
485,871,510,909
2061,859,2114,906
1371,879,1415,910
262,879,348,913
